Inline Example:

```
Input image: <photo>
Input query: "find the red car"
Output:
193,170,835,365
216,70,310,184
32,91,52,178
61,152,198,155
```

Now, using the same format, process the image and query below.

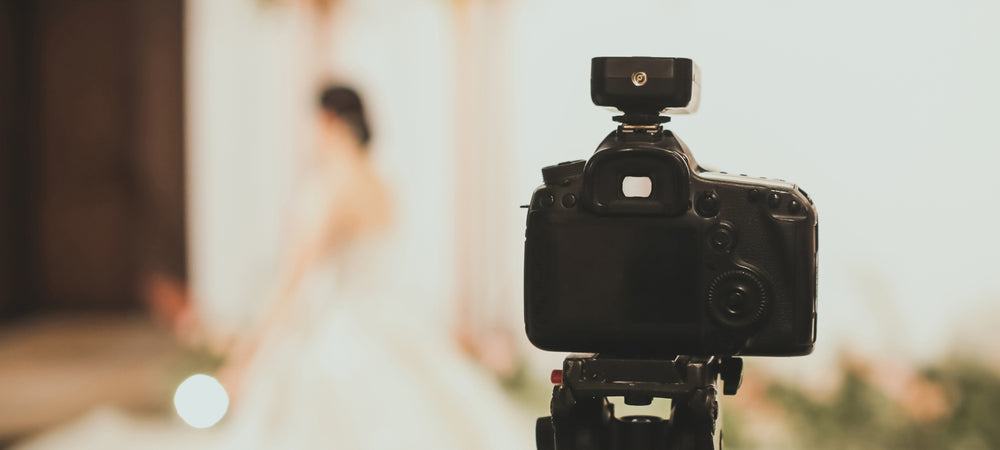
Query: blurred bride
16,86,532,450
217,86,533,449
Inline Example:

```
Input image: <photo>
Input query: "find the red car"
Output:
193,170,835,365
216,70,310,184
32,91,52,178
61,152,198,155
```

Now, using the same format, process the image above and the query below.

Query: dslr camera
524,57,817,357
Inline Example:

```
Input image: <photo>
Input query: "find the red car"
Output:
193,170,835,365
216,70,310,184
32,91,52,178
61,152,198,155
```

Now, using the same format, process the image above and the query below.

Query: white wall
187,0,302,331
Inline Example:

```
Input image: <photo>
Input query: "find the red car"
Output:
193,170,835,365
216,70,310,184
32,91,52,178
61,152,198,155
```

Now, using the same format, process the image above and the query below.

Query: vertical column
451,0,519,374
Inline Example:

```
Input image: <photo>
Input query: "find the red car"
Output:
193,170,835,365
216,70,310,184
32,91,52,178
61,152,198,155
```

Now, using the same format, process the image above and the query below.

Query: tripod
535,354,744,450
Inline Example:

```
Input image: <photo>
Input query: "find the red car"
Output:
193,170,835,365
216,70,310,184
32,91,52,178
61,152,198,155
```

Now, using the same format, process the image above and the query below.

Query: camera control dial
707,270,769,329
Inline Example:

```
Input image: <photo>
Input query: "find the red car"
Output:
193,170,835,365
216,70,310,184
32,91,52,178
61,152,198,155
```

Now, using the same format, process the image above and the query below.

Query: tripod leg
539,385,612,450
666,386,720,450
536,416,555,450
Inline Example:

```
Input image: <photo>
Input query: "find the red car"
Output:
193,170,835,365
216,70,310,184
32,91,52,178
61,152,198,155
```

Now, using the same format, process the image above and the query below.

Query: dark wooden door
0,0,185,317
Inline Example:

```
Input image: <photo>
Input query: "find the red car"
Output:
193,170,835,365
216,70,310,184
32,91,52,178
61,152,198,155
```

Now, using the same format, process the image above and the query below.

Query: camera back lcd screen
527,218,700,339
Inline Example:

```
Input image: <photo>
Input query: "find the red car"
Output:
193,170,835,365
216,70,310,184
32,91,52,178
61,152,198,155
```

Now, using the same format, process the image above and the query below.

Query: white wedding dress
220,238,536,449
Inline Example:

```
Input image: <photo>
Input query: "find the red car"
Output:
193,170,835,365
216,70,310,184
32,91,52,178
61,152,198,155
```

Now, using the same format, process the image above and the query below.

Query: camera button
767,192,782,209
539,192,555,208
562,193,577,208
708,222,737,253
695,191,720,217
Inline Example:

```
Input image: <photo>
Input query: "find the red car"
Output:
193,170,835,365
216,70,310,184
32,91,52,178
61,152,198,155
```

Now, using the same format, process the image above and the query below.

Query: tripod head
536,354,742,450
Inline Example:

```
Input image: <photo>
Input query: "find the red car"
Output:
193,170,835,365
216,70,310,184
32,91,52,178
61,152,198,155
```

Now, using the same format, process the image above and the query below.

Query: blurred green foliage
748,357,1000,450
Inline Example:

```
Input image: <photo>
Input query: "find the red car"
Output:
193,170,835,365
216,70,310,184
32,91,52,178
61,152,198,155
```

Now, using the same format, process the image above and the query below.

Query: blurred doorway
0,0,185,319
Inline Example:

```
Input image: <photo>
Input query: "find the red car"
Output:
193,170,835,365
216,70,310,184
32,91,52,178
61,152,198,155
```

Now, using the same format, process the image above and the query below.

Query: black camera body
524,57,817,357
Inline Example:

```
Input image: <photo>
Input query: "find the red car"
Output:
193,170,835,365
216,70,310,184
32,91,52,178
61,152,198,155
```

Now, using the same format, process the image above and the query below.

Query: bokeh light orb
174,374,229,428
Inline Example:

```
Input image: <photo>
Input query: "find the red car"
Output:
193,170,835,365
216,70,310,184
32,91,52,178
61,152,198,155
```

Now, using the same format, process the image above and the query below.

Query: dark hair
319,86,371,148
